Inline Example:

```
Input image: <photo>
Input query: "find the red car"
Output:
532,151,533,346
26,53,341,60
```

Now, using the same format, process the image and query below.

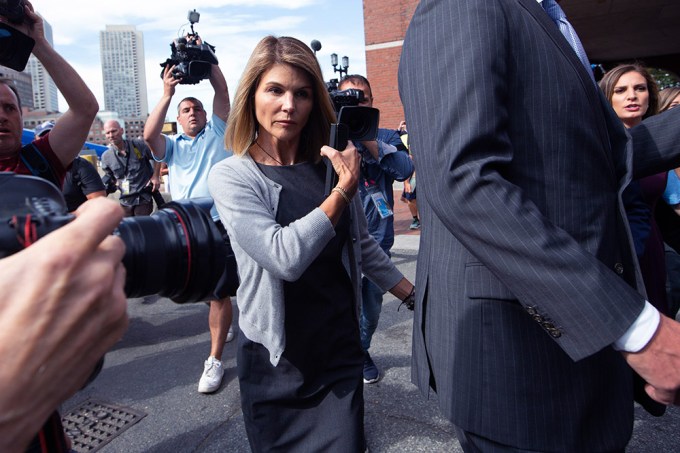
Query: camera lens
115,198,227,303
345,112,373,140
187,61,211,79
338,106,380,142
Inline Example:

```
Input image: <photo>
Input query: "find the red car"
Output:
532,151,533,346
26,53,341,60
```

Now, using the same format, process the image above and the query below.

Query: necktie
541,0,595,82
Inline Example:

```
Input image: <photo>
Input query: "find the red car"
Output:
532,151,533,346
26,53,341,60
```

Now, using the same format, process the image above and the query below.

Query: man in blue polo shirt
145,62,235,394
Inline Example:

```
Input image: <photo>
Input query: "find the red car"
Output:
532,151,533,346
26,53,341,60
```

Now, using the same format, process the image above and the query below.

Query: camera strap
20,143,61,187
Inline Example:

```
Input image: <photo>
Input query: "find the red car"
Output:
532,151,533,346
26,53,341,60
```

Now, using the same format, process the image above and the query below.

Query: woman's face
610,70,649,128
254,63,314,147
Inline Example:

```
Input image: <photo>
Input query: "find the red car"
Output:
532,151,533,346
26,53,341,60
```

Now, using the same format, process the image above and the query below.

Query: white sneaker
198,356,224,393
226,325,235,343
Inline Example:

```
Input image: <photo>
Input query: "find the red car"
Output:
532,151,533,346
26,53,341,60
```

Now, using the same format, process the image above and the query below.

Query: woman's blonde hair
658,86,680,113
226,36,336,163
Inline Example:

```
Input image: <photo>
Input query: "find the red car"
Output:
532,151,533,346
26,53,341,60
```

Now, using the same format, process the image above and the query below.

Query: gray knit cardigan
208,153,404,366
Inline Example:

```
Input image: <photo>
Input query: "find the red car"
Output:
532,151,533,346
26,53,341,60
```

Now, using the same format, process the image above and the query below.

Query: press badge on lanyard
120,179,131,195
366,182,393,219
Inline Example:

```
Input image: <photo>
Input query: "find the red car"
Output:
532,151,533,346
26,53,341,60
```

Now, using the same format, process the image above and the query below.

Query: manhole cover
61,399,147,452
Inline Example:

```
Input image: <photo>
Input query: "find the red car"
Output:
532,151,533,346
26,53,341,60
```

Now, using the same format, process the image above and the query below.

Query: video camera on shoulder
160,9,218,85
0,0,34,71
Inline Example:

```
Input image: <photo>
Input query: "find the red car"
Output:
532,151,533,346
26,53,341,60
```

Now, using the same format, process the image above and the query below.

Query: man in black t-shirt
35,121,106,211
63,157,106,211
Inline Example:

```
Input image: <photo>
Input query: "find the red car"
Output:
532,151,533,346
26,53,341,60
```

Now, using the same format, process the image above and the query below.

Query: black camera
0,0,33,71
160,9,218,85
0,172,228,304
327,81,380,151
0,0,24,24
324,80,380,194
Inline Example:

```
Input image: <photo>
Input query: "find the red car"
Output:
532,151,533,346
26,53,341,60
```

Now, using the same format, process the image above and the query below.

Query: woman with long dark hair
601,63,668,313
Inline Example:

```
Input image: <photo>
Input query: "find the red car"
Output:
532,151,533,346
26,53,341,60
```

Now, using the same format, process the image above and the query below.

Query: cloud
33,0,366,120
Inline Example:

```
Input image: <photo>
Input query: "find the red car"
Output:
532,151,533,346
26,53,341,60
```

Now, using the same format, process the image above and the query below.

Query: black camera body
0,172,228,304
330,87,365,110
0,0,25,24
324,81,380,195
160,9,218,85
0,0,33,71
327,83,379,151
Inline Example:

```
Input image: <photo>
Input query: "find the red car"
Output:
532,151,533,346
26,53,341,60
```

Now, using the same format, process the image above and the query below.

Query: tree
649,68,680,89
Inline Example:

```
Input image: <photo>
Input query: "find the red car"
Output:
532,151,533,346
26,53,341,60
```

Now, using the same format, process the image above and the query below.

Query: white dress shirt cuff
613,301,660,352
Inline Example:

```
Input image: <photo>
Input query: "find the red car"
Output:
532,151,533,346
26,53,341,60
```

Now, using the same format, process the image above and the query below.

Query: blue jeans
360,277,385,351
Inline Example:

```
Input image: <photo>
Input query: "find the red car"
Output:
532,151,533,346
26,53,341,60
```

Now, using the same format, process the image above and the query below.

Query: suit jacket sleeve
399,0,651,361
631,107,680,178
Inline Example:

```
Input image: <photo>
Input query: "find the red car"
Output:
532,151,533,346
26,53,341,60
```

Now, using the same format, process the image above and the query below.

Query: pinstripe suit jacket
398,0,680,450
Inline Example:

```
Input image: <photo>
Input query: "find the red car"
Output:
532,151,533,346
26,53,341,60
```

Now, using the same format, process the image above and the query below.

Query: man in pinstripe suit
399,0,680,450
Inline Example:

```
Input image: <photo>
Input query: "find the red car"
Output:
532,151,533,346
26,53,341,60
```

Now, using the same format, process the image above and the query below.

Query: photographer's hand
0,198,128,452
2,1,45,46
162,65,181,96
190,33,203,45
359,140,380,161
145,67,180,160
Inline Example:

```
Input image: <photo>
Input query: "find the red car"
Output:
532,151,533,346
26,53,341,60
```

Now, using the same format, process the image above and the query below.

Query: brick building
362,0,419,129
362,1,680,129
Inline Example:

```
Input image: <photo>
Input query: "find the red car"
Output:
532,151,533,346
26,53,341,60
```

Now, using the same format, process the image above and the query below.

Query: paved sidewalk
62,242,461,452
62,191,680,452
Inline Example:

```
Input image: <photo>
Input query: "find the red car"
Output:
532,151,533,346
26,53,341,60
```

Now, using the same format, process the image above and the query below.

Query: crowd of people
3,0,680,451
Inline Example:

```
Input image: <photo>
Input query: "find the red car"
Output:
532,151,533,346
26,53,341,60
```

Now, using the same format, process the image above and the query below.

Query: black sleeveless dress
237,161,365,452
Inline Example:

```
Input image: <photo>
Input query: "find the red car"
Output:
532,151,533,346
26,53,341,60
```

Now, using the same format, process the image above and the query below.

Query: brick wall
366,46,406,130
363,0,420,130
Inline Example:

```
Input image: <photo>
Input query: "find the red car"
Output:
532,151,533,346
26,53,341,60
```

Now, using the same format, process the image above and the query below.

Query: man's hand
6,1,45,46
148,174,162,192
359,140,381,161
0,198,128,451
624,315,680,405
162,65,181,97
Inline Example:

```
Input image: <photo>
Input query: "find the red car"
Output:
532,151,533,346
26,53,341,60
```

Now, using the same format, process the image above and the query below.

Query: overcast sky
30,0,366,121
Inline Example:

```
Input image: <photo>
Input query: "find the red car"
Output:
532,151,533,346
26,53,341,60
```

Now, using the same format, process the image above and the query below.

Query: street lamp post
330,53,350,79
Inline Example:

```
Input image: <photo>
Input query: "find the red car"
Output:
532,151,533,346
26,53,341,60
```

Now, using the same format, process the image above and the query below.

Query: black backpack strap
19,142,61,187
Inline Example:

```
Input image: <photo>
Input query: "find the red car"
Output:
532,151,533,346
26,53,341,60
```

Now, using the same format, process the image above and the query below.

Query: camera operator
0,1,98,180
337,75,414,384
145,58,236,394
0,198,128,452
101,119,161,216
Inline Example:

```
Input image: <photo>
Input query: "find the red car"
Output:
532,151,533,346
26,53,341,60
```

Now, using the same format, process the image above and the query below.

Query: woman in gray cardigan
208,36,414,452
